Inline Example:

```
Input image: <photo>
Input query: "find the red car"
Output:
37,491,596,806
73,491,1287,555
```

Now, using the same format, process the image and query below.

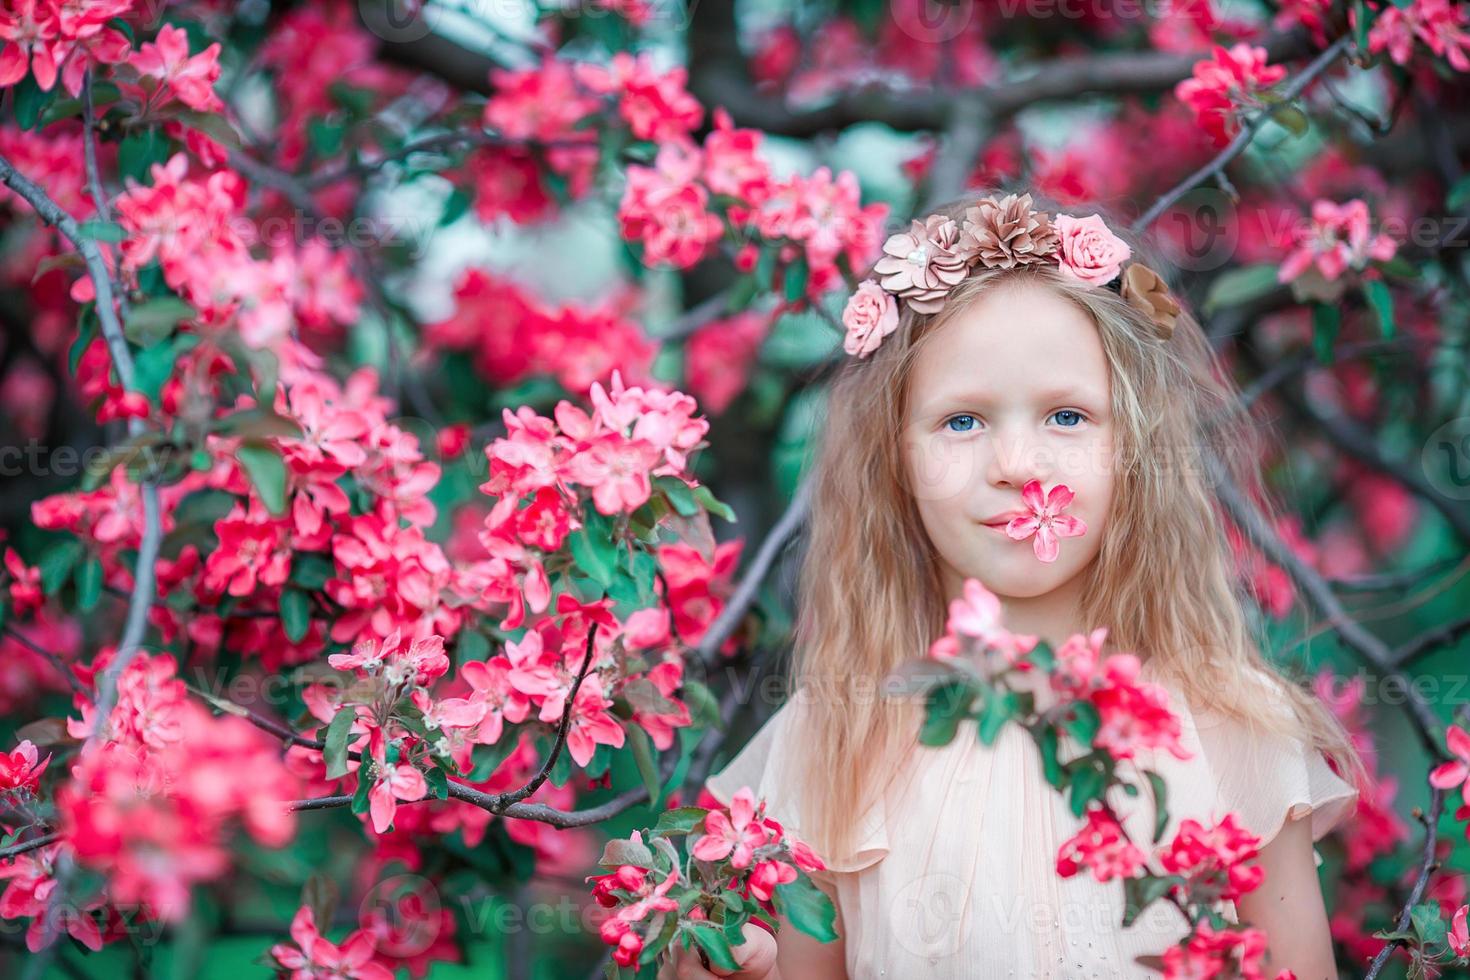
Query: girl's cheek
904,434,980,503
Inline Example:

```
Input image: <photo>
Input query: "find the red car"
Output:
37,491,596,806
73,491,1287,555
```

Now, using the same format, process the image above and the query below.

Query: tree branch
1206,451,1446,757
1132,34,1353,234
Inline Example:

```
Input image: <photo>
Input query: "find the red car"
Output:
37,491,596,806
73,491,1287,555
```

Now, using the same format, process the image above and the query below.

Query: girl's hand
655,921,779,980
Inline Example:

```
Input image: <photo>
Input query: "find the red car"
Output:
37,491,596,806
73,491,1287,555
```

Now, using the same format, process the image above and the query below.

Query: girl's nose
985,428,1046,490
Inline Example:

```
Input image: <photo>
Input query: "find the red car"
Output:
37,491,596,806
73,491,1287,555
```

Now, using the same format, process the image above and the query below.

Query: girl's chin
965,563,1081,599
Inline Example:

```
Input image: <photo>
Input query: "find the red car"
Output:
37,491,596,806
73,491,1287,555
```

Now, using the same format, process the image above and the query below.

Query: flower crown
840,192,1181,359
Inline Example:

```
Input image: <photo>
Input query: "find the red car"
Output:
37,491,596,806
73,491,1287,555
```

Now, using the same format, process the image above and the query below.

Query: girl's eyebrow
915,382,1107,410
1031,384,1107,405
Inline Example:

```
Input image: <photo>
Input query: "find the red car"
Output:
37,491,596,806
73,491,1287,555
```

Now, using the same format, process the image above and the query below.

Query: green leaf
691,485,735,523
350,759,374,814
280,589,311,643
782,254,810,304
328,81,378,115
134,334,189,401
69,308,99,377
323,706,356,780
75,557,103,612
1025,640,1055,673
236,440,288,516
919,678,974,747
1144,770,1169,843
118,128,168,183
607,567,643,612
976,687,1016,745
213,407,302,440
549,738,575,787
774,876,838,942
623,677,681,716
638,912,680,967
657,476,700,517
1202,264,1281,315
439,186,471,227
1376,255,1420,279
1410,901,1449,947
39,539,84,595
680,678,722,729
723,274,761,315
1363,279,1395,338
569,524,616,587
1061,701,1100,746
124,296,194,347
1272,105,1309,137
173,109,243,150
1122,875,1179,927
1037,724,1063,788
425,766,449,801
1353,0,1374,50
652,806,708,836
1448,174,1470,212
1068,766,1106,817
467,736,518,781
77,220,128,244
12,75,49,130
456,628,491,664
598,835,655,869
685,921,740,972
289,553,335,591
622,720,664,809
754,246,778,290
1312,302,1341,365
307,119,346,157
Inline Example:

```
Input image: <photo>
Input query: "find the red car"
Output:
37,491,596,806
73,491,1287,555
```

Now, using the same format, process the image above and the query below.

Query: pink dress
704,661,1359,979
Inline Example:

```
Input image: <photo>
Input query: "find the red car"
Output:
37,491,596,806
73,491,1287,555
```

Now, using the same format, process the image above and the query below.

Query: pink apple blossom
1005,479,1088,563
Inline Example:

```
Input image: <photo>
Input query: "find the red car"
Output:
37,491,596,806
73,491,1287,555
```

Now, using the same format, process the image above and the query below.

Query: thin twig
695,474,812,670
0,832,61,862
1363,781,1448,977
1392,614,1470,669
1207,452,1445,757
0,127,164,970
491,622,601,809
3,627,86,696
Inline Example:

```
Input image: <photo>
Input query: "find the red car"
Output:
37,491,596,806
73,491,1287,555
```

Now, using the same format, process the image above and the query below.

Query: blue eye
1051,410,1085,427
944,414,978,433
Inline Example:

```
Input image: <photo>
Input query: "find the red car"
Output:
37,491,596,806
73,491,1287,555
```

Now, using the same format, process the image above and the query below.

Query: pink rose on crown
841,278,900,358
1054,213,1132,288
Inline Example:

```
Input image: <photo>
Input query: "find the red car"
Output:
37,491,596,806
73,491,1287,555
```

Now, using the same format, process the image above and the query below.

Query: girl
662,190,1366,980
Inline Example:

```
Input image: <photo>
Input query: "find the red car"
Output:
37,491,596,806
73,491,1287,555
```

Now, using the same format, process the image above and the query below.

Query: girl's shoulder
1125,660,1359,853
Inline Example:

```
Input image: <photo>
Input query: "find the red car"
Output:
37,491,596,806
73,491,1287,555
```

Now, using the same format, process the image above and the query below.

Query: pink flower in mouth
1005,479,1087,562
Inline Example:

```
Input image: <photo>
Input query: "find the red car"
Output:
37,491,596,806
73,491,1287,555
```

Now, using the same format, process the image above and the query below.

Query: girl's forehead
908,288,1110,405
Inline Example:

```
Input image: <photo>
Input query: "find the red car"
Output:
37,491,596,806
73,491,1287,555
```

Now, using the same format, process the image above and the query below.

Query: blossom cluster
917,577,1299,979
1277,198,1399,302
1174,44,1287,148
928,579,1189,762
424,268,658,398
588,787,828,970
0,652,303,948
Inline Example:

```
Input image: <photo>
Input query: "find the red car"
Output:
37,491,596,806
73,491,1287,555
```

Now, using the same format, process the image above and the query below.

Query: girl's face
901,280,1116,602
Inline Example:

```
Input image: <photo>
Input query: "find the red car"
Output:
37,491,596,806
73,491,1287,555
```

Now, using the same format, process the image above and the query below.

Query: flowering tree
0,1,1469,978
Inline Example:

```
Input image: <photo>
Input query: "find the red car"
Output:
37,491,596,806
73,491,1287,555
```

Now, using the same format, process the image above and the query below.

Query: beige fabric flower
1120,262,1180,339
962,193,1059,270
872,214,979,314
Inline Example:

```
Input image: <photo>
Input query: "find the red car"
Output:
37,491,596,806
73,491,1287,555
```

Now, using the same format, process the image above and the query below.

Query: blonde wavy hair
786,189,1368,863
